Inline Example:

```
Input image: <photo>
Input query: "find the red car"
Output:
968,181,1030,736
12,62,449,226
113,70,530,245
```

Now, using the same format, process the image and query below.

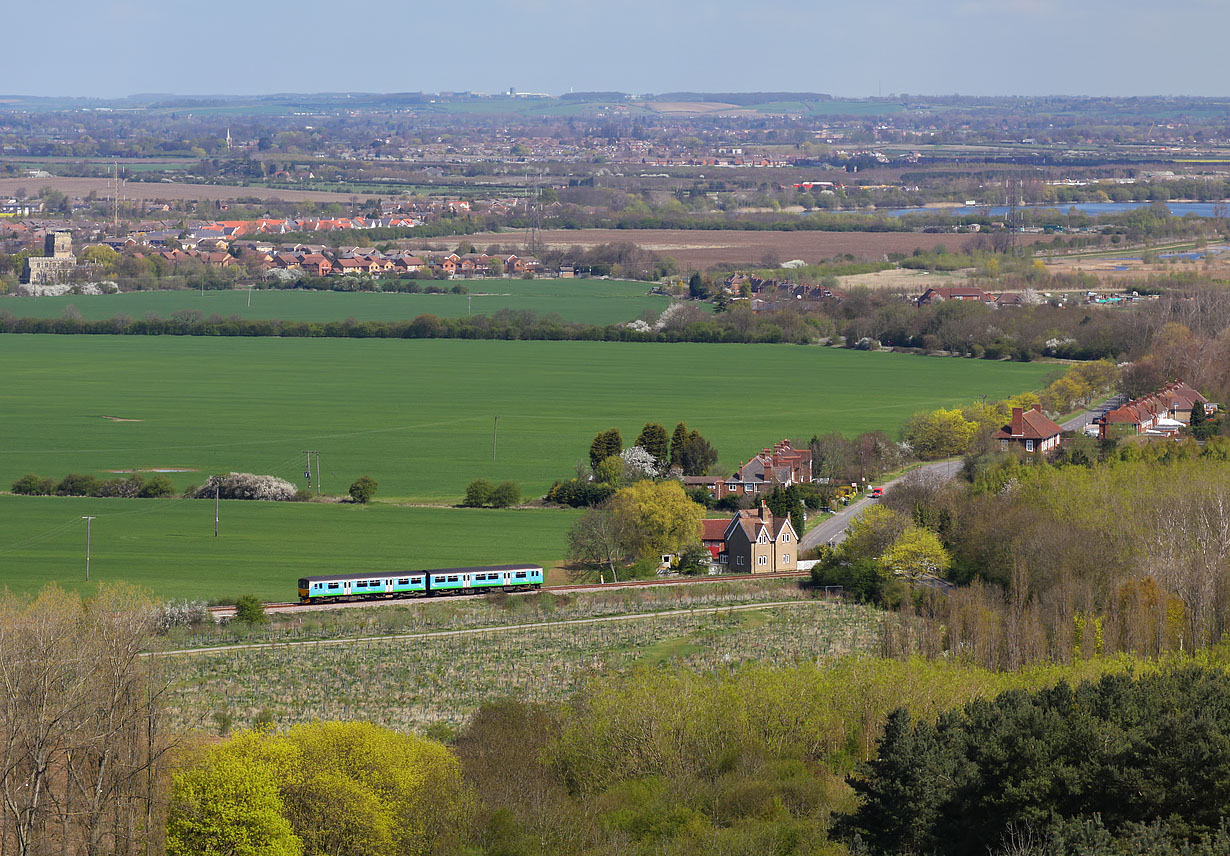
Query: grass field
0,495,577,601
0,337,1058,503
0,279,670,325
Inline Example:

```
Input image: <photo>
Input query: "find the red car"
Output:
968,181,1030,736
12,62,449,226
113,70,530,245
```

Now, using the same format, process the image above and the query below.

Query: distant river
863,201,1228,218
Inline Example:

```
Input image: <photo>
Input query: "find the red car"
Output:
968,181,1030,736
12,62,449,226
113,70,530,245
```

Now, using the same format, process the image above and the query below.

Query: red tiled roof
699,519,729,542
994,406,1063,440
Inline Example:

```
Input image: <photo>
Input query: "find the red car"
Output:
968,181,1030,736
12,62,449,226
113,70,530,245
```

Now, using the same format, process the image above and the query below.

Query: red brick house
995,405,1064,454
1096,381,1215,439
686,440,814,502
916,287,993,307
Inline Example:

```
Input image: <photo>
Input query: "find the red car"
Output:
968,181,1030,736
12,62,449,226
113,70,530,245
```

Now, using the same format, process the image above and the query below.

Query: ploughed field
461,228,1049,267
0,279,674,326
0,337,1056,503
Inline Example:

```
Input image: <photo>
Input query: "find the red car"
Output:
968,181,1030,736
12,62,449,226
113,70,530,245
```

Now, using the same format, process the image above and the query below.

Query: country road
798,397,1118,554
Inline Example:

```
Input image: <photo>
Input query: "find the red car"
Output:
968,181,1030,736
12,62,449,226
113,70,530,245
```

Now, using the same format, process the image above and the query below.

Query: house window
1026,439,1035,452
758,556,767,565
783,554,791,563
736,556,745,566
782,533,790,542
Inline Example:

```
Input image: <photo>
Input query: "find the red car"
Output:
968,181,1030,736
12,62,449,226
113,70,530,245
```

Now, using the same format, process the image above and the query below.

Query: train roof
297,564,542,584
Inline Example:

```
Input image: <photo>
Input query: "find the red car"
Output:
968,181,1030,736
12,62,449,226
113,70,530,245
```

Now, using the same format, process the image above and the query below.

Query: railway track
207,571,811,620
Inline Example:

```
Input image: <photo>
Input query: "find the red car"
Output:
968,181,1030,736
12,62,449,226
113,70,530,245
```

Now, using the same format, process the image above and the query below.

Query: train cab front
297,578,311,604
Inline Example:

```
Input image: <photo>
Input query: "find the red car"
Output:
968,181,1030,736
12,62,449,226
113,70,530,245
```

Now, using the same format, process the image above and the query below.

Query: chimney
1032,403,1043,413
759,500,771,520
1011,407,1024,437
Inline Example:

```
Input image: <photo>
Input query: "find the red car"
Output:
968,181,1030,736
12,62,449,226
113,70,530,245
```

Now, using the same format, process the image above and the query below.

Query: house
1096,381,1215,439
699,518,729,561
684,439,814,502
721,503,798,573
300,255,333,276
916,287,993,307
333,258,371,275
994,405,1064,454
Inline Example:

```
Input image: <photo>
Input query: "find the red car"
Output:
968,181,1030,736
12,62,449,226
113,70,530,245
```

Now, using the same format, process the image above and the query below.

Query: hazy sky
8,0,1227,98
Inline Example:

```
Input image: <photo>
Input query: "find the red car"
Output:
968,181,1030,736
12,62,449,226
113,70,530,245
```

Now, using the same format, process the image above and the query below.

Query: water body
862,201,1228,219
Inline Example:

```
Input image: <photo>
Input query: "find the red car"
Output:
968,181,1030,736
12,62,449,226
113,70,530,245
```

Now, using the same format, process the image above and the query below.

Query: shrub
56,473,100,496
348,475,378,504
463,478,495,507
140,474,176,498
193,473,298,502
11,473,54,495
95,474,144,498
233,594,266,625
489,481,521,508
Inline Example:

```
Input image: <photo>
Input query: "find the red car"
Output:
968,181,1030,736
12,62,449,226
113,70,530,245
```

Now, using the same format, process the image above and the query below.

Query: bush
140,474,175,498
546,479,615,508
233,594,266,625
56,473,100,496
463,478,495,507
489,481,521,508
11,473,54,495
194,472,298,502
348,475,378,504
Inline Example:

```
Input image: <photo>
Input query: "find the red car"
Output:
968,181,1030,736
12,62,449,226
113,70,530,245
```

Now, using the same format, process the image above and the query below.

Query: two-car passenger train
297,564,544,603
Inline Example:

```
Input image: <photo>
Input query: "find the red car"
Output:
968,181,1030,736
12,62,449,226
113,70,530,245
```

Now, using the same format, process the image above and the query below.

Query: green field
0,495,576,600
1,337,1056,502
1,279,670,325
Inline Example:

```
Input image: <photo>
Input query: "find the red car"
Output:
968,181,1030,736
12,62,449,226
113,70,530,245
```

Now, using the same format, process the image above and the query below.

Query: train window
412,577,422,584
515,572,527,579
370,581,379,587
447,575,459,583
328,583,340,590
356,581,367,588
397,578,410,585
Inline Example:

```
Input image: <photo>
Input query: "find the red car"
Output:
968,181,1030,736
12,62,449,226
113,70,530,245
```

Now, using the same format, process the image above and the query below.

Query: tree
166,746,302,856
589,429,623,469
609,480,704,559
902,408,978,460
11,473,53,495
678,429,719,476
593,455,625,487
677,543,712,575
463,479,495,507
669,422,689,469
140,473,176,498
348,475,378,504
234,594,267,625
881,526,951,580
567,508,636,581
55,472,100,496
619,446,661,480
489,481,521,508
635,423,670,466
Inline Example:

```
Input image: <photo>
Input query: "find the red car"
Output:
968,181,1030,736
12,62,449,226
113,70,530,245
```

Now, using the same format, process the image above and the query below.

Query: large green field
0,279,670,325
0,496,576,601
1,337,1056,503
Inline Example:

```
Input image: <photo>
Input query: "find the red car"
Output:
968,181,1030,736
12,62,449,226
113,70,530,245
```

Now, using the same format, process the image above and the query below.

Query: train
297,564,544,604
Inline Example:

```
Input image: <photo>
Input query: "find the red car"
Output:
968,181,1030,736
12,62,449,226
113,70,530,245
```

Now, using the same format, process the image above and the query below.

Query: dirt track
0,177,385,204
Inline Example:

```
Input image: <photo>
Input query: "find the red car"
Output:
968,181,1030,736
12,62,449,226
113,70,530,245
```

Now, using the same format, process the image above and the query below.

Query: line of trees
11,470,175,498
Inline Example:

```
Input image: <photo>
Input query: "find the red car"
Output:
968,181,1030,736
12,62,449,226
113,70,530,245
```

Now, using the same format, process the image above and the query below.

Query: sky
7,0,1228,99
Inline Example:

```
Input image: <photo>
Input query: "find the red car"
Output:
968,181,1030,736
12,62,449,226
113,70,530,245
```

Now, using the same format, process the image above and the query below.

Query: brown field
466,228,1039,267
0,177,384,204
838,268,973,290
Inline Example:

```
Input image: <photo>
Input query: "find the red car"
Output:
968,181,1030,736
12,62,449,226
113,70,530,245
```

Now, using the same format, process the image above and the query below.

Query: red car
871,487,883,498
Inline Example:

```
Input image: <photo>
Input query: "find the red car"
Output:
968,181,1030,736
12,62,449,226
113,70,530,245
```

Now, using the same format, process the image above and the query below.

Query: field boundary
155,599,831,657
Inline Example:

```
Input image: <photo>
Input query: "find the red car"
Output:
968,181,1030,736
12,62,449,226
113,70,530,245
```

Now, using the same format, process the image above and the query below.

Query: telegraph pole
215,484,220,537
492,416,499,461
81,516,95,581
302,450,322,494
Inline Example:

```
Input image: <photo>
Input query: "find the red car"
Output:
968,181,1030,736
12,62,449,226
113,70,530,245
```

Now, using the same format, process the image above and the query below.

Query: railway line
207,571,811,620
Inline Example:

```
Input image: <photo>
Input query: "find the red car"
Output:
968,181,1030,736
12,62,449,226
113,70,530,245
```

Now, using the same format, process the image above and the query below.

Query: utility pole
215,484,220,537
492,416,499,461
81,516,95,582
302,450,322,495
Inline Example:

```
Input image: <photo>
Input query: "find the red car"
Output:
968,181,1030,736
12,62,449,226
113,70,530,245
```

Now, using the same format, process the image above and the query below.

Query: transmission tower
1004,177,1023,257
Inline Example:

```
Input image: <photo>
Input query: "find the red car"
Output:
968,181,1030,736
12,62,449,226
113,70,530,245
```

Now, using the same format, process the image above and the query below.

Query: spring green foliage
880,526,950,580
842,668,1230,855
609,480,704,559
234,594,267,625
167,723,470,856
462,479,494,507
